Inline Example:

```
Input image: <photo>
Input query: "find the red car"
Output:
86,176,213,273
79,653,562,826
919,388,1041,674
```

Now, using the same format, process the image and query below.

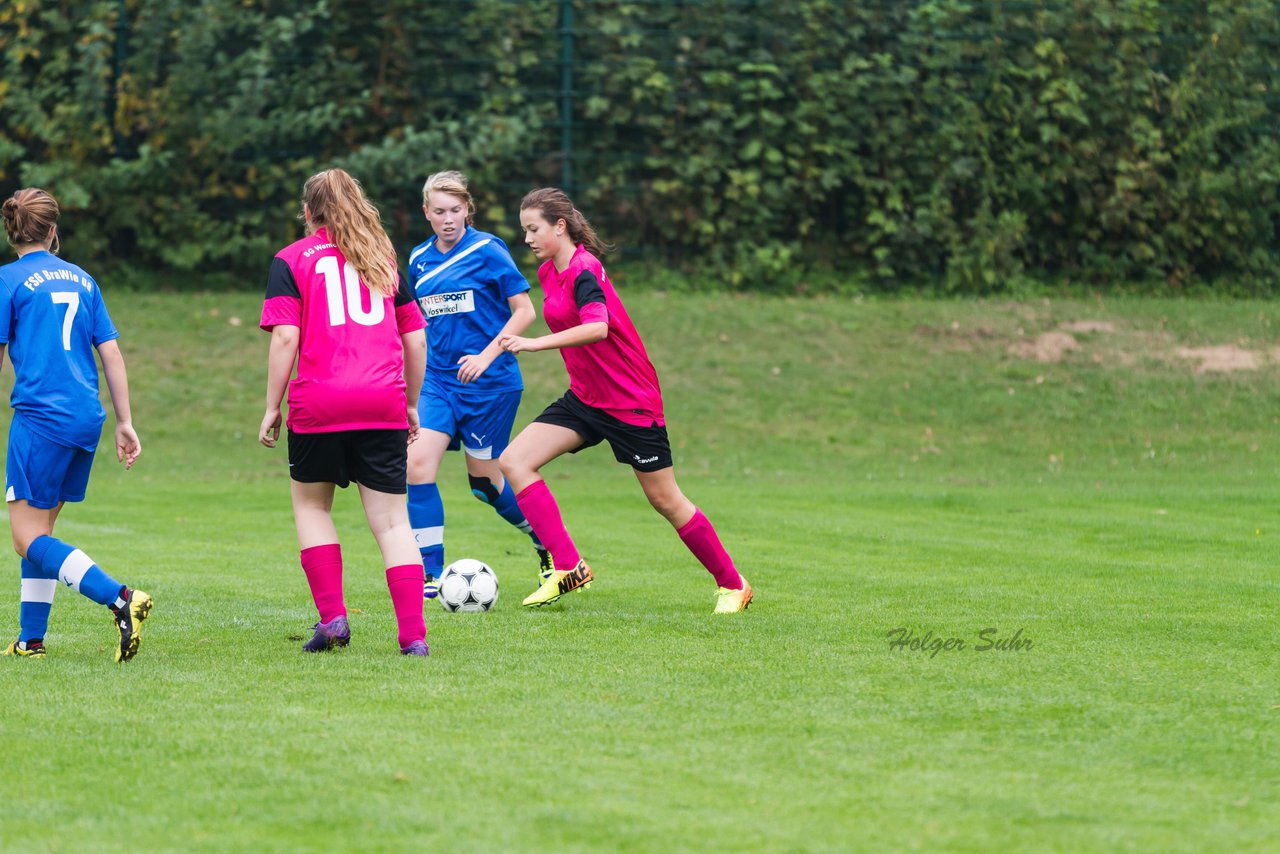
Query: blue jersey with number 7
0,250,118,450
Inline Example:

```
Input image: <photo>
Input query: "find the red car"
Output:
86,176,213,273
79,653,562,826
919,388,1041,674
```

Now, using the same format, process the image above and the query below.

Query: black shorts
534,390,673,472
287,429,409,493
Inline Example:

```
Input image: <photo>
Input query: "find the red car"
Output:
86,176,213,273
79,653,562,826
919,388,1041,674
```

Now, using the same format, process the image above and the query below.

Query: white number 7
52,292,80,350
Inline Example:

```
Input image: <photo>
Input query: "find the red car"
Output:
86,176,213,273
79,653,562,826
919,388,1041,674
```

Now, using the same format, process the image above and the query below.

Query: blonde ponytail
302,169,397,296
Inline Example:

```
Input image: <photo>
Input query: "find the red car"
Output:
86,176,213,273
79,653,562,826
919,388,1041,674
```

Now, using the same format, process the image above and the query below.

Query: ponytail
302,169,397,296
519,188,613,256
2,188,60,253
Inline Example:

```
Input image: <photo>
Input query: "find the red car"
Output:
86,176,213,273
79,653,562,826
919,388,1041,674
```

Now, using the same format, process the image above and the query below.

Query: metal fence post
560,0,574,195
110,0,127,158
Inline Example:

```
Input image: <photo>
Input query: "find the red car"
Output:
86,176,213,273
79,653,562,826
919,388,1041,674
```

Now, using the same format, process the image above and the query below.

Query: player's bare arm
500,321,607,354
259,324,299,447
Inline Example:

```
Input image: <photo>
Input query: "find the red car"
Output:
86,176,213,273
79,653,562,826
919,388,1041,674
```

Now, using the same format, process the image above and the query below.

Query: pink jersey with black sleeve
260,228,426,433
537,245,664,427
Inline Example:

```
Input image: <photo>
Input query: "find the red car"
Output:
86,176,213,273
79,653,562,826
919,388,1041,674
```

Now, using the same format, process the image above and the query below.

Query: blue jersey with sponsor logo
408,226,529,393
0,251,119,450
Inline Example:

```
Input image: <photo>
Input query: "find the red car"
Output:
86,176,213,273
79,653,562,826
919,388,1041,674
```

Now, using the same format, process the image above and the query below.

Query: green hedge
2,0,1276,291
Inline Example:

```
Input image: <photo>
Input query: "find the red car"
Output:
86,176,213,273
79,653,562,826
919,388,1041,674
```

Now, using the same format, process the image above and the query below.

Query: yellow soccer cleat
3,639,46,658
522,560,593,607
713,578,753,614
113,588,153,663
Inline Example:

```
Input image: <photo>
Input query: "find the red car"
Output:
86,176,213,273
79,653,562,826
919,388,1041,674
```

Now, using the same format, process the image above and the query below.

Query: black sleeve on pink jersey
265,257,300,299
573,269,606,309
393,269,416,308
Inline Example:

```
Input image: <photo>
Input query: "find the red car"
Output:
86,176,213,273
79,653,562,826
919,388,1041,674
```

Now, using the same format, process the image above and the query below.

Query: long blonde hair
302,169,397,296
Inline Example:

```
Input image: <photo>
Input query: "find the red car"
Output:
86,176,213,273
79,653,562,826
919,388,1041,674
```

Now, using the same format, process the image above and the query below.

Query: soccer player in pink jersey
258,169,431,655
498,188,752,614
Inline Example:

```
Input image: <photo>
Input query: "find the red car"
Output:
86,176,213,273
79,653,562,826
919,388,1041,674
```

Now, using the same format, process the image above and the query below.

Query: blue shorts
5,415,95,509
418,373,522,460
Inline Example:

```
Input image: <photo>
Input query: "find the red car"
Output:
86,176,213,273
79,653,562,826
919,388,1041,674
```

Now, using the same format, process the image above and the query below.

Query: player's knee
10,525,40,558
648,490,694,526
368,513,406,541
645,492,680,522
469,474,501,506
497,449,522,480
406,457,433,483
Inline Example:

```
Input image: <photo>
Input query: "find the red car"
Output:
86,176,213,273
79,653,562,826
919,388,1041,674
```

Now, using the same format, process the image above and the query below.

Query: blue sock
18,557,56,644
407,482,445,577
490,479,544,550
27,535,124,607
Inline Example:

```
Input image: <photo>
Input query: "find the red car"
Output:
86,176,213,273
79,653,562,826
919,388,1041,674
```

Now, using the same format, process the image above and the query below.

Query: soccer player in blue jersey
0,188,152,661
406,171,548,597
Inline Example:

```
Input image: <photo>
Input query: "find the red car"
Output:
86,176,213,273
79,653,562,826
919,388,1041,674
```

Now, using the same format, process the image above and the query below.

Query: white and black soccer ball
437,559,499,612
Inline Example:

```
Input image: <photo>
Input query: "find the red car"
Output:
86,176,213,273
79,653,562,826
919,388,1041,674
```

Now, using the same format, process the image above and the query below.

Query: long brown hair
520,188,613,256
2,188,60,254
302,169,397,296
422,170,476,226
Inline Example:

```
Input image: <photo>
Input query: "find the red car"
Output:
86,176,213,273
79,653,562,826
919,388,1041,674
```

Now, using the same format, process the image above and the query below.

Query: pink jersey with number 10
260,228,426,433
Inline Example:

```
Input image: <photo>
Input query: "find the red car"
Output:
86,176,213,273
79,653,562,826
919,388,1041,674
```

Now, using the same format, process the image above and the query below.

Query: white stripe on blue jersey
415,239,492,288
408,238,436,268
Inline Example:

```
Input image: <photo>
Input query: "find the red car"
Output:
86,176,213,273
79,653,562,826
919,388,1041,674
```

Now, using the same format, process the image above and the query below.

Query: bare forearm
402,333,426,408
531,322,608,351
98,341,133,425
265,328,299,409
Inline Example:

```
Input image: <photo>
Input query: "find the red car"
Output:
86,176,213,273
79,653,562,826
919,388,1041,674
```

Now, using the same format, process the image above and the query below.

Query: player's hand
456,351,495,384
499,334,537,354
406,406,420,445
259,408,282,448
116,423,141,470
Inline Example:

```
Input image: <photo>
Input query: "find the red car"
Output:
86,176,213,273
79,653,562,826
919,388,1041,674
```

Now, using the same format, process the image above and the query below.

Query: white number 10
316,256,386,327
52,292,79,350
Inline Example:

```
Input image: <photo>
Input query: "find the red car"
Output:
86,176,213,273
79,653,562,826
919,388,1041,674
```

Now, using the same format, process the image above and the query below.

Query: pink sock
677,509,743,590
386,564,427,648
300,543,346,623
515,480,581,571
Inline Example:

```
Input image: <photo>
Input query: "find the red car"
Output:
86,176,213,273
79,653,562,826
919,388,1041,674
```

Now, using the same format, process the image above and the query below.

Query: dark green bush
1,0,1275,291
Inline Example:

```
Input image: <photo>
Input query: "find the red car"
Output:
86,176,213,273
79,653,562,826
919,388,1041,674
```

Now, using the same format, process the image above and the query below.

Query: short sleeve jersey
0,251,118,450
537,246,664,427
260,229,426,433
408,226,529,393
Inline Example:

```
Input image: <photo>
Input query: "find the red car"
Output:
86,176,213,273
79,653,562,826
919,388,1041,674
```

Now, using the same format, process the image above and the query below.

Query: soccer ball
437,559,499,612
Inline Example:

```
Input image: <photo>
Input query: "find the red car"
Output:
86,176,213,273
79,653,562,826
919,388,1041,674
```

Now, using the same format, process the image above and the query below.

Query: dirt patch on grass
1058,320,1116,334
912,323,1000,352
1175,345,1261,375
1006,331,1080,363
912,309,1272,376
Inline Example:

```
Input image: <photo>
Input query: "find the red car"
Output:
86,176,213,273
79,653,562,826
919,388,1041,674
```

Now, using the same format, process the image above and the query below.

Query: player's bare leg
635,467,751,614
359,484,427,654
500,424,593,606
291,481,349,651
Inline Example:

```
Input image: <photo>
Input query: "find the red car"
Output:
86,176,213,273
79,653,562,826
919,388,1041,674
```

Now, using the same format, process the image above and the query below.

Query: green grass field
0,289,1276,853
